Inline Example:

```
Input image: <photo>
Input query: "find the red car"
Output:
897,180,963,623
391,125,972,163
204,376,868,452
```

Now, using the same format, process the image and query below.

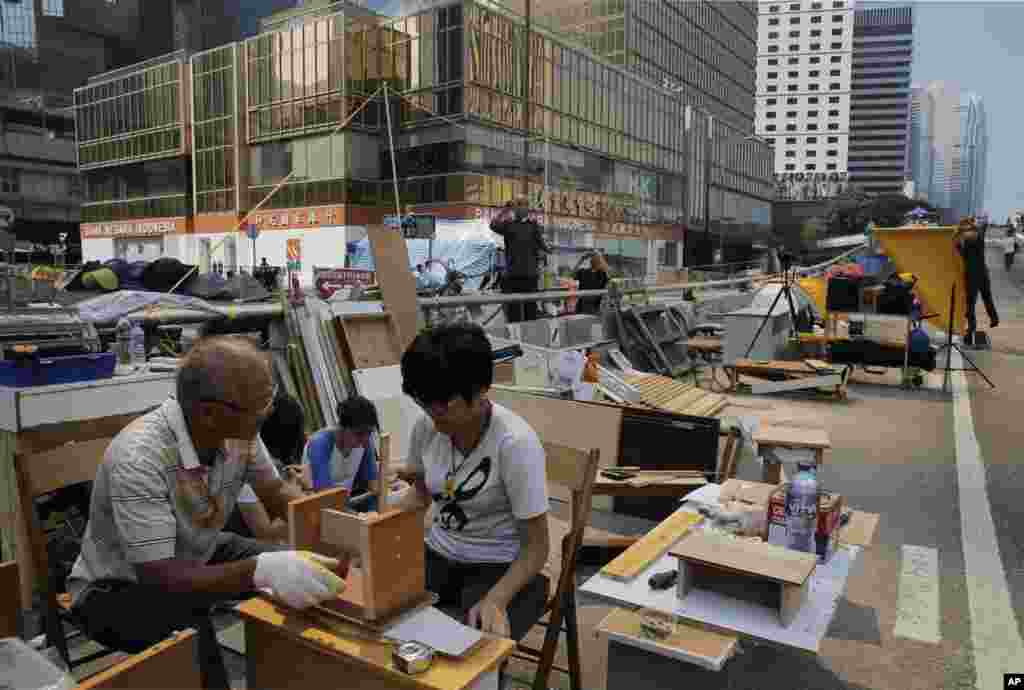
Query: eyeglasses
205,384,277,419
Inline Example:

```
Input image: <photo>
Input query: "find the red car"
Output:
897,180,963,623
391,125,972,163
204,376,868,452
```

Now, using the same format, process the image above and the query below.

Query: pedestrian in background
573,252,610,315
490,198,551,323
1004,228,1016,272
954,216,999,341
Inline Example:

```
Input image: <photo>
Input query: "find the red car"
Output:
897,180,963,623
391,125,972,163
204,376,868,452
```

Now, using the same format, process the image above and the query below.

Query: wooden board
668,533,816,586
0,560,18,638
288,487,350,558
686,336,723,353
366,225,420,353
75,630,200,690
753,424,831,450
838,510,880,547
489,388,621,471
337,313,402,370
597,607,738,672
600,511,704,581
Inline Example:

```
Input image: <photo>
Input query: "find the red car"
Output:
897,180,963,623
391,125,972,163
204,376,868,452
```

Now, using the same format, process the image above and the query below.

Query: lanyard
444,402,492,501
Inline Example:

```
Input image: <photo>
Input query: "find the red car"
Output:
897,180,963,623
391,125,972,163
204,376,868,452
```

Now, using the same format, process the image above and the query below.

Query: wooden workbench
0,372,175,608
753,424,831,484
237,597,513,690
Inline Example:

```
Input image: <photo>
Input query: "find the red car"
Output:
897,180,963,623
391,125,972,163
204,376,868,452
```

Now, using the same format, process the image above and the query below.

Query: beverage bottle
129,321,146,368
785,463,818,553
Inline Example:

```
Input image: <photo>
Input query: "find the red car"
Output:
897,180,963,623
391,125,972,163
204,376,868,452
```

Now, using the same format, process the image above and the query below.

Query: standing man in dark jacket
490,198,551,323
954,216,999,343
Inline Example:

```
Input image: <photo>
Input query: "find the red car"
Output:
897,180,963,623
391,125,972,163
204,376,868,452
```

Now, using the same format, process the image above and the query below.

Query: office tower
847,5,914,195
909,83,935,202
756,0,855,196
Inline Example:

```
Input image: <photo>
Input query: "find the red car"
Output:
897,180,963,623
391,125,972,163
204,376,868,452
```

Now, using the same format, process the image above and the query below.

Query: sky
851,1,1024,220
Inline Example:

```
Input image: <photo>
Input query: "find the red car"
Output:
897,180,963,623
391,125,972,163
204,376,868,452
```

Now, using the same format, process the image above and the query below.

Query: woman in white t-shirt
394,323,551,642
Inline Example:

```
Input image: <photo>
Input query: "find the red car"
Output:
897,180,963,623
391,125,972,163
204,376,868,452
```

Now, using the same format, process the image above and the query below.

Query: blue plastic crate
0,352,116,388
857,255,889,276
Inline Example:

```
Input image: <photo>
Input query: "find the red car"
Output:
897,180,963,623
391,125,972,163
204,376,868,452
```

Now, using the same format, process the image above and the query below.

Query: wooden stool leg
564,592,582,690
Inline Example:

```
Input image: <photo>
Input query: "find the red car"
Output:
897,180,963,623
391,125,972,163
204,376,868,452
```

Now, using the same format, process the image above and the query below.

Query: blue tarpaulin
347,219,500,290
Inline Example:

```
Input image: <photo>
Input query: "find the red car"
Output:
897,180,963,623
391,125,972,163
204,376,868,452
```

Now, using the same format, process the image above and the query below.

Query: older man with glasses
67,336,346,690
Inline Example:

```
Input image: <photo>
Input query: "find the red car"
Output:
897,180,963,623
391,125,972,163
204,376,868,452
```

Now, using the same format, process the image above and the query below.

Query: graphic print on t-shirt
435,456,491,531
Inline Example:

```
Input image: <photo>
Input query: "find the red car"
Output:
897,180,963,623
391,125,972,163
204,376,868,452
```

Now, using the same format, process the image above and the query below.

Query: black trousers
424,546,549,643
72,533,288,690
502,275,540,323
966,271,998,334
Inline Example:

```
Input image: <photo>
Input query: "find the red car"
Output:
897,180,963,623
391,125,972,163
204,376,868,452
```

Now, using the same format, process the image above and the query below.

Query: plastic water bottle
785,463,818,553
129,321,146,368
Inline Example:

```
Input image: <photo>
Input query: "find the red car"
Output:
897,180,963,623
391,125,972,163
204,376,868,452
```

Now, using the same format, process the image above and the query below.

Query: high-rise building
0,0,241,252
909,83,935,202
74,2,774,277
756,0,855,197
911,81,987,218
847,5,913,195
494,0,772,256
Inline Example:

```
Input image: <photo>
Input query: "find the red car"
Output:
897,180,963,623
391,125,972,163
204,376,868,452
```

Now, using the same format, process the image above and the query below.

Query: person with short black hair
490,198,551,322
394,323,550,642
299,395,383,510
955,216,999,340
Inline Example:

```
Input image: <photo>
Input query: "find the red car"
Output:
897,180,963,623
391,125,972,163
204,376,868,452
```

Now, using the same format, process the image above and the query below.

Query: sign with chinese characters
286,238,302,271
253,206,344,229
313,267,375,298
81,219,180,238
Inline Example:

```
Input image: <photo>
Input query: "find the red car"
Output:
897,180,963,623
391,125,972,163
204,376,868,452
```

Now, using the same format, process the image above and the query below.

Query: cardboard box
717,480,776,538
768,485,845,563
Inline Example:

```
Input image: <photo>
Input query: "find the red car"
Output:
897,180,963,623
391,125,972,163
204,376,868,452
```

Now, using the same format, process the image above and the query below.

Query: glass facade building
75,1,772,273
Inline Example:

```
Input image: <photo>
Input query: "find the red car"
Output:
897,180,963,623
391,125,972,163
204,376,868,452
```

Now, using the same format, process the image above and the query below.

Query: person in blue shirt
299,396,382,511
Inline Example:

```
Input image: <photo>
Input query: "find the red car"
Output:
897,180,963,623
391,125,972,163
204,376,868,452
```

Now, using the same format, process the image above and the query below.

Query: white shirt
299,431,373,490
407,403,549,564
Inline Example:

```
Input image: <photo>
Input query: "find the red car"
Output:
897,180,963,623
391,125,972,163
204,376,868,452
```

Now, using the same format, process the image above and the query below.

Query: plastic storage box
0,638,75,690
0,352,117,388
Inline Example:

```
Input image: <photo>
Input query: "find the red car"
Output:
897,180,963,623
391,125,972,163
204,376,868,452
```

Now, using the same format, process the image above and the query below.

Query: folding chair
511,442,601,690
14,438,118,672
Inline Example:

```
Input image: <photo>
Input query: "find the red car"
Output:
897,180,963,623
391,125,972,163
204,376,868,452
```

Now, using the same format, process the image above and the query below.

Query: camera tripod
938,281,995,392
743,259,803,359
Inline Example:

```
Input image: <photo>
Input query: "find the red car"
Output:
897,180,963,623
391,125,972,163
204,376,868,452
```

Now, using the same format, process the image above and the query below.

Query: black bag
878,275,915,315
826,276,862,312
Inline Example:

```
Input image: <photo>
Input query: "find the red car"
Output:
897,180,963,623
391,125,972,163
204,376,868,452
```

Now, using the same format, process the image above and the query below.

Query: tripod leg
743,285,786,359
952,343,997,389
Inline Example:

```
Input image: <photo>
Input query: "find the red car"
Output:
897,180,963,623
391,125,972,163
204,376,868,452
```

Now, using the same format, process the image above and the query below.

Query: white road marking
893,544,941,644
949,348,1024,689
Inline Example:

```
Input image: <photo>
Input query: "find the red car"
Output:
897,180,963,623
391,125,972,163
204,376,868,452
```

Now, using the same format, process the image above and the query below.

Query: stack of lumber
623,374,728,418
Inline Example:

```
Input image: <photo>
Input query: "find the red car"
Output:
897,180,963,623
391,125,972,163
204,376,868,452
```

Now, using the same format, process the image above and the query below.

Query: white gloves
253,551,346,610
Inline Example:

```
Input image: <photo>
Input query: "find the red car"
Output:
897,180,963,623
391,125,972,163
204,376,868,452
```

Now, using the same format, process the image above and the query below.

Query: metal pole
704,114,712,250
521,0,531,199
383,84,402,218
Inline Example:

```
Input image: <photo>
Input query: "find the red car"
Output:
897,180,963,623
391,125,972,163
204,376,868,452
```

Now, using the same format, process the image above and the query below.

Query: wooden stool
752,425,830,484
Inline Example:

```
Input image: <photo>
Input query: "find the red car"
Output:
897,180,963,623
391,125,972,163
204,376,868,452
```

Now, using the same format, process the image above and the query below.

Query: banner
313,267,375,298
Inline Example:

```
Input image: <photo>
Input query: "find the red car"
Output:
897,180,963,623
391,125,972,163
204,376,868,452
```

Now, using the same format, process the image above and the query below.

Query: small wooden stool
753,425,830,484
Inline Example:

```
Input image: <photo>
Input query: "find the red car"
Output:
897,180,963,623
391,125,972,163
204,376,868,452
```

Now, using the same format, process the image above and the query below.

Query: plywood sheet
597,608,738,671
352,365,426,463
601,511,704,581
366,225,421,352
0,560,18,638
288,487,349,555
488,388,621,470
753,424,831,450
669,532,816,586
75,631,200,690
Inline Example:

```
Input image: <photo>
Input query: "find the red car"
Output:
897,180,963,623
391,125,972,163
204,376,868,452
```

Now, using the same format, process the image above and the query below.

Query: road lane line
893,544,941,644
950,348,1024,689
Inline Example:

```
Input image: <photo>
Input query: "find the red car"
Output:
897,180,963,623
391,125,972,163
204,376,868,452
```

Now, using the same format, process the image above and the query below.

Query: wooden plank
597,608,738,672
669,532,816,586
75,630,200,690
489,389,621,470
0,560,18,638
360,507,427,620
600,511,704,581
749,374,843,396
366,225,420,353
654,387,709,413
753,425,831,450
15,437,111,498
288,487,349,556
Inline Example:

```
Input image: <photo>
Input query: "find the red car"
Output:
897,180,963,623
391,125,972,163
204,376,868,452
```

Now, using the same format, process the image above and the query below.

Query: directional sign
246,223,260,241
384,215,402,228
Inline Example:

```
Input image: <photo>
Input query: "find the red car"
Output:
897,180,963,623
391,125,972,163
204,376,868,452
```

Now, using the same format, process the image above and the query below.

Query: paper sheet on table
384,606,484,657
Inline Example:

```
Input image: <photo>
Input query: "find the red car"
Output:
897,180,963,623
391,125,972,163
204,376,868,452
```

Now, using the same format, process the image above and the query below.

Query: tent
347,219,500,290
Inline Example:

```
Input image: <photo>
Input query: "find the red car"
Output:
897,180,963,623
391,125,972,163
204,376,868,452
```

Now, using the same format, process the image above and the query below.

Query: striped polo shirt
67,398,278,604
